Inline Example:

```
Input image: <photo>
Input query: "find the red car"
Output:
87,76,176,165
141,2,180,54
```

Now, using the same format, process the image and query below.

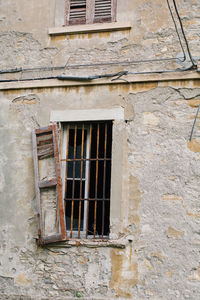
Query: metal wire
166,0,186,62
0,56,185,75
0,67,195,84
172,0,197,68
0,0,196,77
189,104,200,141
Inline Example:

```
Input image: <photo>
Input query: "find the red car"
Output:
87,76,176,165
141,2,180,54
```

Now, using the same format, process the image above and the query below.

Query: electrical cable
166,0,186,62
57,71,129,81
0,56,185,75
172,0,197,68
189,104,200,141
0,1,197,76
0,68,194,83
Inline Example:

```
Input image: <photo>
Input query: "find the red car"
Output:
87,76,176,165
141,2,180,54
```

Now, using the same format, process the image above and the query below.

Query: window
32,108,124,246
61,121,112,238
65,0,117,25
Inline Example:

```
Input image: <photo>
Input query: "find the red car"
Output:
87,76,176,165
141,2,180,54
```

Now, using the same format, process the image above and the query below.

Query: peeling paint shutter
66,0,116,25
68,0,87,25
32,124,66,245
94,0,112,23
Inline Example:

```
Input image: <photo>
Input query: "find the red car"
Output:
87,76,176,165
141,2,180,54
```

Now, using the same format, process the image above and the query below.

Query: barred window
61,121,112,238
32,108,124,246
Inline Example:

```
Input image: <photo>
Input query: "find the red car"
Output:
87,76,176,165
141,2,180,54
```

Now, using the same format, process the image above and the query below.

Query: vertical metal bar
64,125,70,237
71,124,77,238
59,122,62,159
86,124,92,238
56,124,62,231
102,123,107,237
78,124,85,238
94,123,100,238
64,125,70,201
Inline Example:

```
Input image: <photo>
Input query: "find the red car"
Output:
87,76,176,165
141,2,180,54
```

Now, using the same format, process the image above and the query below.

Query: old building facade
0,0,200,299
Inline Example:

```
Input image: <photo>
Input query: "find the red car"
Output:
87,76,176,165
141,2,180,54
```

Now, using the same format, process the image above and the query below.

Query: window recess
65,0,117,25
61,121,112,239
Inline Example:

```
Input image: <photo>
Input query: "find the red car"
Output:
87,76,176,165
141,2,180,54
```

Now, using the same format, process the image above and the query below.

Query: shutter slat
37,134,53,145
39,179,57,189
37,144,54,159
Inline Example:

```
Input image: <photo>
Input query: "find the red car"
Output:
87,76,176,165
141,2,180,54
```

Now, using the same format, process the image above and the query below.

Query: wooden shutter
94,0,112,23
66,0,87,25
65,0,116,25
32,124,66,245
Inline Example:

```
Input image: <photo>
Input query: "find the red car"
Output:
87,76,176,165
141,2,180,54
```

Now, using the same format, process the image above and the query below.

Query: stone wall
0,0,200,299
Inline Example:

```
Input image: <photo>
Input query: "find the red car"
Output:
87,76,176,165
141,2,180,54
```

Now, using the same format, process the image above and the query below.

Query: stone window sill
42,238,130,249
48,22,131,36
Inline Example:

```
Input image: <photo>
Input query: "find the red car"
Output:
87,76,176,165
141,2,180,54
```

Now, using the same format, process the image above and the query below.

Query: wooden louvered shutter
32,124,66,245
66,0,116,25
66,0,87,25
94,0,114,23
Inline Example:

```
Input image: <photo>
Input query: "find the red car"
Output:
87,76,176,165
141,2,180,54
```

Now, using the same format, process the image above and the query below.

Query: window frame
54,0,117,28
50,108,125,240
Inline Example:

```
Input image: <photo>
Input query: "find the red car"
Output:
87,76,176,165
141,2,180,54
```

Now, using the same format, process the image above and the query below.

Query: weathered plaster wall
0,0,200,74
0,0,200,299
1,81,200,299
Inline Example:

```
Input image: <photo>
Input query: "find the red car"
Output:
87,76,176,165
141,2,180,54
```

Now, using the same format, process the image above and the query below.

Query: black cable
57,71,128,81
0,76,56,83
128,68,192,75
166,0,186,62
0,55,186,75
0,67,23,74
172,0,197,68
0,68,194,83
189,104,200,141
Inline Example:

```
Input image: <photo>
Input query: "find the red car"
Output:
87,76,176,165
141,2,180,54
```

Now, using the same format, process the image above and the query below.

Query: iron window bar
61,121,112,239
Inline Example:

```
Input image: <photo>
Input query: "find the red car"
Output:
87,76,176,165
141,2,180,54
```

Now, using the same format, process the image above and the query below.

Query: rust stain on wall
150,252,166,262
162,194,183,201
131,82,158,92
166,270,173,278
110,248,138,298
188,99,200,108
15,274,32,286
50,35,66,42
97,32,111,38
128,175,142,226
186,210,200,219
3,90,26,96
193,80,200,87
166,227,184,239
82,85,94,95
187,139,200,152
110,249,124,295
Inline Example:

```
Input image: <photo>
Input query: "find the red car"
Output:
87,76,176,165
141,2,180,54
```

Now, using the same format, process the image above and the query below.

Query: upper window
65,0,117,25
